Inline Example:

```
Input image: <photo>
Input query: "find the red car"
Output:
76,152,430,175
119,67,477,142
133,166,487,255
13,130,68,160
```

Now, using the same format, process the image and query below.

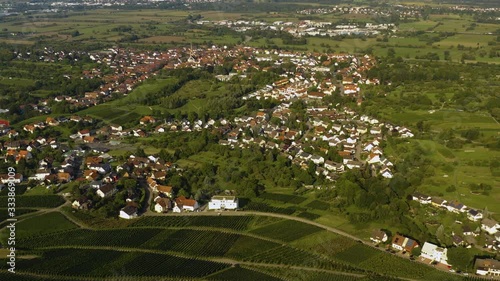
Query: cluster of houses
371,230,500,277
296,4,430,20
243,53,378,101
412,192,500,250
195,17,394,37
218,100,412,181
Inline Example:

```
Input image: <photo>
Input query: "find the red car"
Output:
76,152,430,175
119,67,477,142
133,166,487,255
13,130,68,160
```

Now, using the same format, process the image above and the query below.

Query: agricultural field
0,195,65,208
0,211,479,281
259,192,307,204
129,215,257,231
0,208,37,223
9,212,78,240
208,266,282,281
244,201,298,215
249,220,323,242
3,248,230,278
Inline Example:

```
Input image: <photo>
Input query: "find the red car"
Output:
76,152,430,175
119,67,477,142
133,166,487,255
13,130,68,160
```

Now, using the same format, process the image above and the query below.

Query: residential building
119,205,138,219
391,234,419,252
475,258,500,277
173,196,199,212
208,196,239,210
370,229,388,244
420,242,450,266
482,219,500,235
467,209,483,222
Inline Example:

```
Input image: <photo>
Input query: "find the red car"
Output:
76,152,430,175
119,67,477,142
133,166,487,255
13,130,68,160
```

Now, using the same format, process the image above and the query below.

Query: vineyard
17,228,164,249
358,253,464,281
207,266,282,281
0,208,36,223
129,215,254,231
14,212,78,240
259,193,307,204
333,244,382,265
296,211,321,220
250,220,323,242
311,235,358,256
18,227,282,260
118,252,229,277
245,246,343,271
305,200,331,211
3,211,480,281
224,236,281,260
8,249,230,278
252,266,369,281
244,202,297,215
155,229,241,256
0,195,64,208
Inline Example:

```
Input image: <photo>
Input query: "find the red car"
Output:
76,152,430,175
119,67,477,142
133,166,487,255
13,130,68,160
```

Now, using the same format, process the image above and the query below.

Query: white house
370,229,388,244
475,258,500,277
420,242,450,266
467,209,483,222
119,206,138,219
346,160,362,169
311,155,325,165
481,219,500,235
412,192,432,205
367,154,381,164
380,168,393,179
173,196,199,213
32,169,51,181
97,184,116,198
0,173,23,184
110,124,123,131
208,196,239,210
154,197,172,213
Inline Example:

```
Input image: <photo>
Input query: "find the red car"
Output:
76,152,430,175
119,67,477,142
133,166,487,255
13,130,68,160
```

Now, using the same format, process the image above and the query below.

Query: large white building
420,242,449,266
208,196,238,210
476,259,500,277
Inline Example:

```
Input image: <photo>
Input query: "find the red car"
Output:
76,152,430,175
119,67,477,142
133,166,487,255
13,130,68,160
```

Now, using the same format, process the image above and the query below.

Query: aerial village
0,45,499,277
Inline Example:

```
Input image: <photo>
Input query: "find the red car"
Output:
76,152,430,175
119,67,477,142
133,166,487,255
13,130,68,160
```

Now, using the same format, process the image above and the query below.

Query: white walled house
420,242,450,266
0,173,23,184
467,209,483,222
208,196,239,210
119,206,138,219
173,196,199,212
475,259,500,277
482,219,500,235
370,229,388,244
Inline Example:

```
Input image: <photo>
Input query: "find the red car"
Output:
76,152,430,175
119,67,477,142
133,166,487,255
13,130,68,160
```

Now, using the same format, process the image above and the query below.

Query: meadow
1,8,499,63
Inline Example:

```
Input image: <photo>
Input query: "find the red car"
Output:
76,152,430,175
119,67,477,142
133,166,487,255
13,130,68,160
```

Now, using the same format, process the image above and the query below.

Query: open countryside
0,0,499,280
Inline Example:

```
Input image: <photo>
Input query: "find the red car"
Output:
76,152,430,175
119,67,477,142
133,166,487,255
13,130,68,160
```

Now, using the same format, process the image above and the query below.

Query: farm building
208,196,239,210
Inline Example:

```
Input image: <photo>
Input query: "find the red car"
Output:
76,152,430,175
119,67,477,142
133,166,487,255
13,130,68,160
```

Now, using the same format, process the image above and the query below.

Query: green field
0,212,468,280
5,212,77,240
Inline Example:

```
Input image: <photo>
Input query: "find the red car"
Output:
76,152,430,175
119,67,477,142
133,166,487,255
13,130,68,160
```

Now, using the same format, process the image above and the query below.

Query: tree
134,147,146,157
411,247,421,257
447,247,475,271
